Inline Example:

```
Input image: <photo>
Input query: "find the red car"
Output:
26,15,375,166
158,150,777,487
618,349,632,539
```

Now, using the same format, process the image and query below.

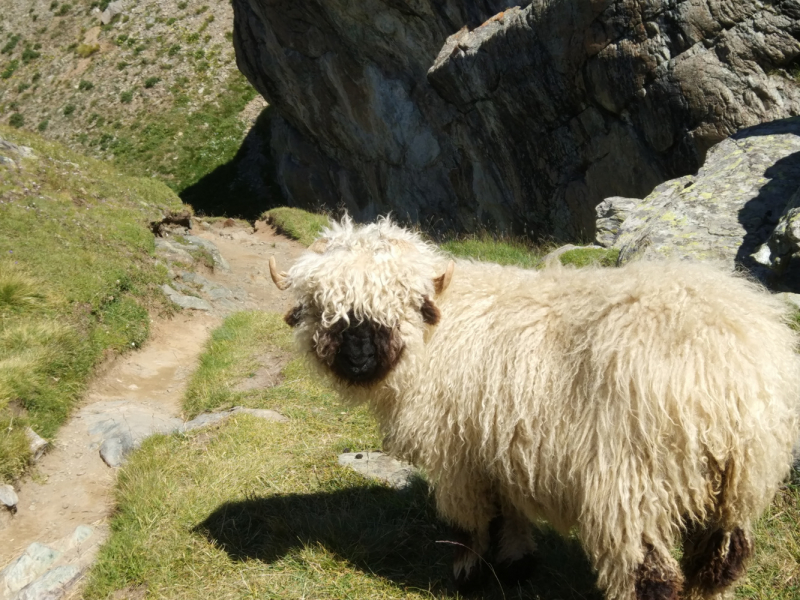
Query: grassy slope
0,124,183,482
85,209,798,599
262,207,330,247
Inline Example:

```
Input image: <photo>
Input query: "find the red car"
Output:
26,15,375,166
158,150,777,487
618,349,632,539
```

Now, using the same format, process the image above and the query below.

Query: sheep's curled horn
268,256,289,290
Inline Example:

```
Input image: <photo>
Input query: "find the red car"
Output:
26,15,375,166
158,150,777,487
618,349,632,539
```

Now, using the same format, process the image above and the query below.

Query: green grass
183,311,294,418
262,207,330,247
558,247,620,268
441,234,549,269
0,125,183,482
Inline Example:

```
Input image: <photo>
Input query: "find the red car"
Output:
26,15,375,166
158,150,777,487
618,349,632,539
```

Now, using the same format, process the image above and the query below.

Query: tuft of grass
183,311,293,417
78,79,93,91
8,112,23,128
75,43,99,58
143,76,160,89
0,124,184,481
0,263,46,310
558,247,620,268
0,417,31,483
1,59,19,79
263,207,330,247
120,90,133,103
441,233,549,269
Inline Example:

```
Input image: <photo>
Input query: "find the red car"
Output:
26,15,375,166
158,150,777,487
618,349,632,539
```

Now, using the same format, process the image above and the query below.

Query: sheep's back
406,259,800,534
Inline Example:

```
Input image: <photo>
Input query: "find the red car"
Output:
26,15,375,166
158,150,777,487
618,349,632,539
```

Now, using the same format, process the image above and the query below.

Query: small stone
223,218,236,227
25,427,49,461
99,433,134,468
338,451,417,489
0,483,18,513
66,525,94,550
161,284,213,311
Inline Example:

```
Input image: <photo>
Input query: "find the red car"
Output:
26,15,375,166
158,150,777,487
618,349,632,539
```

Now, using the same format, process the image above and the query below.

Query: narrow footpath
0,220,304,599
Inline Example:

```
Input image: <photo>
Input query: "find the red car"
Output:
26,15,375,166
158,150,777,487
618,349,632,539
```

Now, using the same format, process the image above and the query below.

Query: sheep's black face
314,313,404,386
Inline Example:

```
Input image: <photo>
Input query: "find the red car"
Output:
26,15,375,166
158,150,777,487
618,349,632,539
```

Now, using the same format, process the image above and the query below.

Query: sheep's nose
335,322,379,381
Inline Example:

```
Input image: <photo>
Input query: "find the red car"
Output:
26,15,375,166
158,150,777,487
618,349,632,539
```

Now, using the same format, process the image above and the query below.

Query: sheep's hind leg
681,525,752,599
489,501,537,584
634,545,682,600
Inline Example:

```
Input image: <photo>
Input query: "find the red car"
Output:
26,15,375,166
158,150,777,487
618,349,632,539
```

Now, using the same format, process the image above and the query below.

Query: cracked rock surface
606,117,800,289
233,0,800,239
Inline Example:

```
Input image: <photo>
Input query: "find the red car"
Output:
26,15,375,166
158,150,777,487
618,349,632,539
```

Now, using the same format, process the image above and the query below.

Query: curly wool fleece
276,217,800,600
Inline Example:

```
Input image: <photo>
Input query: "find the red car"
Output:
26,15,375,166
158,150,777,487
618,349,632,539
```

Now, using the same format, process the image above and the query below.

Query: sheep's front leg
490,500,537,584
434,472,496,592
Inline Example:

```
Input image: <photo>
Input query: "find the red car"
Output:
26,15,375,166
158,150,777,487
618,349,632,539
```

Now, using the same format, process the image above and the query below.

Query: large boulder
232,0,800,239
602,117,800,288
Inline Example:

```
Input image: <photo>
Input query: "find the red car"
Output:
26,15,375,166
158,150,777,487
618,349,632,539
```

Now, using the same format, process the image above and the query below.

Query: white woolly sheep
269,217,800,600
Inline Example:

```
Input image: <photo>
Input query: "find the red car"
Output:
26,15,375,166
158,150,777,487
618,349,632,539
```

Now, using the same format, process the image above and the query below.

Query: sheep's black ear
421,296,440,325
284,305,303,327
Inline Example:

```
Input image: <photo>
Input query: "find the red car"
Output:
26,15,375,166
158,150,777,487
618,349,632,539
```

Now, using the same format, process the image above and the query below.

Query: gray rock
83,400,286,467
777,293,800,312
181,407,288,431
595,197,640,248
0,139,35,160
337,452,416,490
99,433,134,468
182,235,231,272
154,239,194,264
0,543,60,596
160,284,213,311
767,186,800,273
65,525,94,550
25,428,48,462
0,484,18,513
13,565,80,600
233,0,800,240
610,118,800,286
100,0,125,25
82,400,183,468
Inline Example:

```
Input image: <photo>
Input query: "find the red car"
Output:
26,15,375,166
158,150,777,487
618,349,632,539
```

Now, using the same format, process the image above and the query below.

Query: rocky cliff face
233,0,800,239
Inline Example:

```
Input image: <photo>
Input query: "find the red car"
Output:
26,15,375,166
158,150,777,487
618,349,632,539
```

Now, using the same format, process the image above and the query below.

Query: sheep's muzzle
314,315,404,386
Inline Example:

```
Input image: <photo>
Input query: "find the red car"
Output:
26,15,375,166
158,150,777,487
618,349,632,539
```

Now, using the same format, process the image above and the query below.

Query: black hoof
453,562,488,595
493,552,537,585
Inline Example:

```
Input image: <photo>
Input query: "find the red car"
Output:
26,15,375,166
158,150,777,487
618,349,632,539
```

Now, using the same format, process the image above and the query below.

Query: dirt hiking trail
0,220,305,599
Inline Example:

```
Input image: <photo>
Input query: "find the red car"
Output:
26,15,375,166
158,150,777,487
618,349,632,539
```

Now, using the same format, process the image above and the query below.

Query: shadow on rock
734,149,800,290
194,479,601,599
180,105,285,220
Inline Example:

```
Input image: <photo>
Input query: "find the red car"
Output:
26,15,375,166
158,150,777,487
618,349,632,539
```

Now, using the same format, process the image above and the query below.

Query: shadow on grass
195,477,601,599
180,106,285,220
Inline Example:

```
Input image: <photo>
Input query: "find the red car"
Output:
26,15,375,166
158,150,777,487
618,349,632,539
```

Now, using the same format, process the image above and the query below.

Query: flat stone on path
13,565,80,600
0,485,18,513
160,284,213,311
338,452,417,490
0,543,61,597
181,407,288,432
